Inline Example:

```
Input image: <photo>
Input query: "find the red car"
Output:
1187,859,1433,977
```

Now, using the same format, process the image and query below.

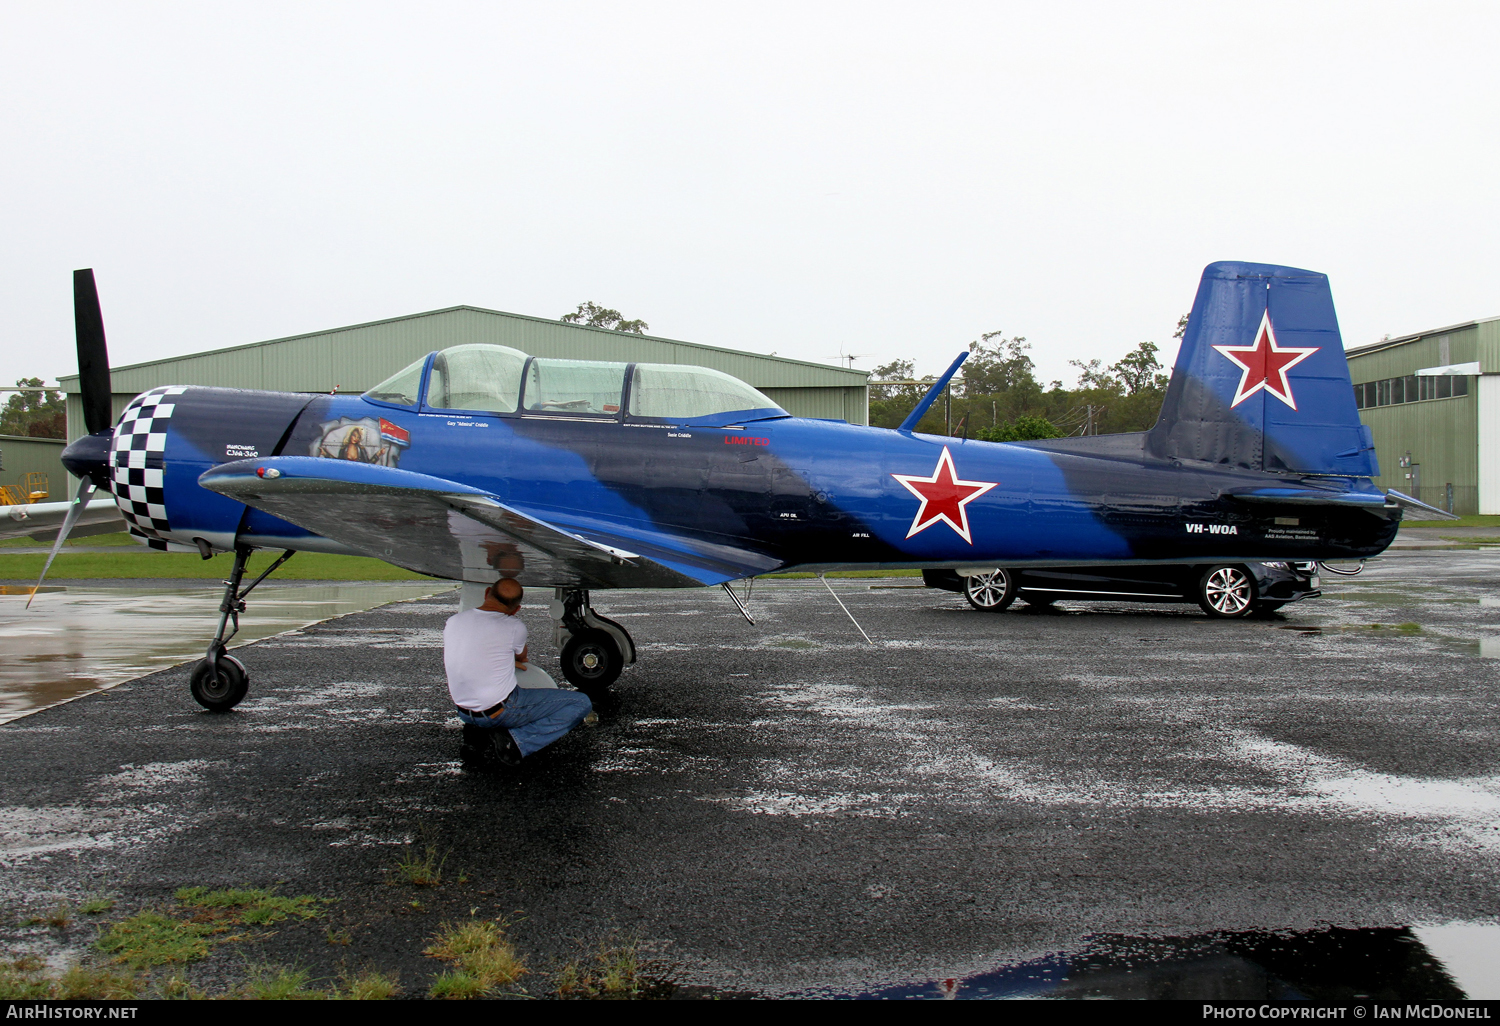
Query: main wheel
189,655,249,711
1197,565,1256,618
963,570,1016,612
560,629,624,695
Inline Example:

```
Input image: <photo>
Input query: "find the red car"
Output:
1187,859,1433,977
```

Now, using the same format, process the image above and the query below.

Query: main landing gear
188,544,295,712
551,588,635,697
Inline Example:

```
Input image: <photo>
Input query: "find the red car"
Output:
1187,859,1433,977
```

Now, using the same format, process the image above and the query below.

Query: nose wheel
189,544,295,711
190,650,249,711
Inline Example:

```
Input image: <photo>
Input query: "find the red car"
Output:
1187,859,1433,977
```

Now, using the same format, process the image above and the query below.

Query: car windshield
426,344,528,413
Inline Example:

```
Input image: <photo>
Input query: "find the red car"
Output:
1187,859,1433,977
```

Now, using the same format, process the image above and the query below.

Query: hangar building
1346,315,1500,515
59,305,870,452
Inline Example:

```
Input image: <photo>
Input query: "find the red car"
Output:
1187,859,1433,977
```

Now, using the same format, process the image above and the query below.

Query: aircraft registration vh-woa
43,261,1449,711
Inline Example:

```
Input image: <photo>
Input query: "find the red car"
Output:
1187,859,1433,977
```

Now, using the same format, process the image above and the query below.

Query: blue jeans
456,687,593,757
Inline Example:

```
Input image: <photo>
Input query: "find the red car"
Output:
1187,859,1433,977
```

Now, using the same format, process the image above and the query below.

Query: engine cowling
97,386,315,552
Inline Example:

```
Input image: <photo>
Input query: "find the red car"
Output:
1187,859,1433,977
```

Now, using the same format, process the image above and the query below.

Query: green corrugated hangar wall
61,306,870,441
1345,316,1500,515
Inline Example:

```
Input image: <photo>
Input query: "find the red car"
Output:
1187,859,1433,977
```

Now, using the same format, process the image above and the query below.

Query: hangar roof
58,304,868,395
1344,315,1500,359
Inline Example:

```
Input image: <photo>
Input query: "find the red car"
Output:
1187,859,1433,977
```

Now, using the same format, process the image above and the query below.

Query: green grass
1403,515,1500,529
425,920,527,998
175,886,323,925
553,936,664,999
0,959,140,1000
96,910,218,968
240,966,326,1000
390,845,447,887
764,568,924,579
0,531,141,548
0,546,434,580
2,529,932,582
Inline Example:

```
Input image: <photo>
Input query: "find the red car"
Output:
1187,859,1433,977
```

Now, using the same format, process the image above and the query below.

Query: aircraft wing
0,495,126,541
199,456,776,588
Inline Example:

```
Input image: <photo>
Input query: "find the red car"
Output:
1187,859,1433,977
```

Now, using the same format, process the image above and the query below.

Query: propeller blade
73,269,113,436
26,480,95,609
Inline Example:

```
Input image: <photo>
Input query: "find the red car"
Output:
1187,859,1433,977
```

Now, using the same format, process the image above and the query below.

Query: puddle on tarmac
0,583,453,724
816,923,1500,1000
1461,637,1500,659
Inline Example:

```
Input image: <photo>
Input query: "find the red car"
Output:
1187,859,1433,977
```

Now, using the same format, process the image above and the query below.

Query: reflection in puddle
0,583,453,724
831,924,1500,1000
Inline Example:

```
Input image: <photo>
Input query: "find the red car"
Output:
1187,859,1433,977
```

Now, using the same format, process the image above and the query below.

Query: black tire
1024,595,1057,608
560,629,624,695
189,655,249,711
1253,600,1288,614
963,570,1015,612
1197,564,1256,618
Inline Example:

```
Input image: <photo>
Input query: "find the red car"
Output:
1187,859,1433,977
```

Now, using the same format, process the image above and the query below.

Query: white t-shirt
443,607,528,711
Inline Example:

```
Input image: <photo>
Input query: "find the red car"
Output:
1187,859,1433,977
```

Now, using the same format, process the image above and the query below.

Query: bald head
490,578,523,611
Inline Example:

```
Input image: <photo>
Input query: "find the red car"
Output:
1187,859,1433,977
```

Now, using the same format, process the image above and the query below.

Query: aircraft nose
61,429,113,492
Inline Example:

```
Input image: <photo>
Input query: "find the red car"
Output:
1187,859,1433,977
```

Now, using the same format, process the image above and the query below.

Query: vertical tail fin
1146,261,1378,477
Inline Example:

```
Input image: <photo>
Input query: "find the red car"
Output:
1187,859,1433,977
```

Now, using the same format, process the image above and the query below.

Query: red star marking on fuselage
890,446,998,544
1211,310,1319,410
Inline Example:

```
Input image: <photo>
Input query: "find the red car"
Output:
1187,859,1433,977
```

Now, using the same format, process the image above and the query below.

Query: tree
960,332,1041,399
978,415,1061,443
867,359,933,429
561,301,649,334
0,378,65,439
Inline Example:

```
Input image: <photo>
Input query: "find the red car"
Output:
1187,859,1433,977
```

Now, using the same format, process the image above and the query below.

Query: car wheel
1024,595,1057,608
963,570,1015,612
1197,564,1256,618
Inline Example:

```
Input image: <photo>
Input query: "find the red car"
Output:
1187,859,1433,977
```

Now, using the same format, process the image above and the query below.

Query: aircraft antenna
818,574,874,645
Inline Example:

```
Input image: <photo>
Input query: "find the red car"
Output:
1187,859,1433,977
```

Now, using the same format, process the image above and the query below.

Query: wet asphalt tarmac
4,548,1500,997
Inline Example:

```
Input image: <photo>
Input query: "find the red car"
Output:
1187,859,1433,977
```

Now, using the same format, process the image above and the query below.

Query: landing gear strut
188,544,295,712
551,588,635,696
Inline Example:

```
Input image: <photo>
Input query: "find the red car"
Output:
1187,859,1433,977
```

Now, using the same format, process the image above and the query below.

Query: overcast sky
3,2,1497,393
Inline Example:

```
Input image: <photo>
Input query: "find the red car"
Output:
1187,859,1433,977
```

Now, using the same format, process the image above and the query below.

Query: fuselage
65,384,1399,580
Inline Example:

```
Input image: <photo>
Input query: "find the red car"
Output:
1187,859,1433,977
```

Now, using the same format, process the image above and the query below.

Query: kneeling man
444,578,593,768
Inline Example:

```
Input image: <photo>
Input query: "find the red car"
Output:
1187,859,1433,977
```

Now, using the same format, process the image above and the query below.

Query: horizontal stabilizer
1223,486,1388,508
199,457,772,587
1384,489,1459,522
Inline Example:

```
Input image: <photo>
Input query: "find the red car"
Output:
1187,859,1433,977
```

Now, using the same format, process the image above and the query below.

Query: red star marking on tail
1212,310,1319,410
891,446,997,544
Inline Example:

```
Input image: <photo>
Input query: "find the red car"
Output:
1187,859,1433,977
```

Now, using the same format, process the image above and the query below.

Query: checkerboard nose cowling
110,387,188,552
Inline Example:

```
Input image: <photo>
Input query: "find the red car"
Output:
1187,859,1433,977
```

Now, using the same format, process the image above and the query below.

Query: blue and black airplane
49,261,1446,711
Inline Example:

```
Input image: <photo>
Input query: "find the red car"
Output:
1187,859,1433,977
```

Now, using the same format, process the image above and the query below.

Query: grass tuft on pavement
425,919,527,997
391,844,447,887
553,936,650,999
96,910,217,968
175,885,323,925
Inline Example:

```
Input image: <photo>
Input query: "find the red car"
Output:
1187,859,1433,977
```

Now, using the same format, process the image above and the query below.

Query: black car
922,561,1321,618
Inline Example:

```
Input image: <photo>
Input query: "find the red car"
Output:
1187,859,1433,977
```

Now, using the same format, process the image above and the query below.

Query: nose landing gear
551,588,635,696
188,544,296,711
